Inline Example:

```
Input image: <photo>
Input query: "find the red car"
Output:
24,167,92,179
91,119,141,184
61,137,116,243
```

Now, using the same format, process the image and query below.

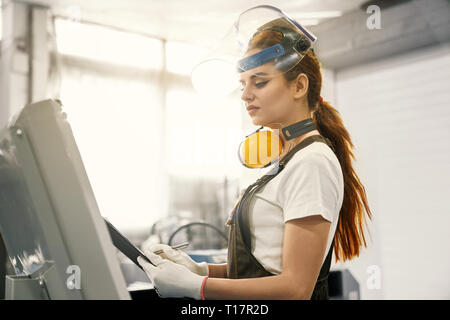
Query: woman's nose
241,85,255,102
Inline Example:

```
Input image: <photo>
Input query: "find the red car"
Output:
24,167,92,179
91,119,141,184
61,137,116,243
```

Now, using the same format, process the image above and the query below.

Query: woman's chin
250,116,263,126
251,117,276,128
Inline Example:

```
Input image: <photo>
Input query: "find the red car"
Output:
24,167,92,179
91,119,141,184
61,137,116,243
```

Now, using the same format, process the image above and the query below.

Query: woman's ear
292,73,309,99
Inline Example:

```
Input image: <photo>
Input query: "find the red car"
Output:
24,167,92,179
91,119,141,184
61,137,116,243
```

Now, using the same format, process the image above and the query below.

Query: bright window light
191,58,239,96
294,11,342,19
55,18,163,70
59,67,166,232
166,88,242,178
166,41,209,75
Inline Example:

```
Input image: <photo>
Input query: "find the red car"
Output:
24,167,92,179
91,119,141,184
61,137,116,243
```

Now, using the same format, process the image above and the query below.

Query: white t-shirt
247,141,344,275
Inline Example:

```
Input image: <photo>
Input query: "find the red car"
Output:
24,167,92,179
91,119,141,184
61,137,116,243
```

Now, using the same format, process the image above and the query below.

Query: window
55,18,163,70
55,18,165,232
166,41,209,75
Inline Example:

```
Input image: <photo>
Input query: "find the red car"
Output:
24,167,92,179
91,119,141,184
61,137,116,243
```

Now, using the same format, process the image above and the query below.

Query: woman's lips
247,106,260,114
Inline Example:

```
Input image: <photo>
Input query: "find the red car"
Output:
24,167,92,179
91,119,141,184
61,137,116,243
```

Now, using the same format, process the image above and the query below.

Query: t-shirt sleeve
279,152,341,223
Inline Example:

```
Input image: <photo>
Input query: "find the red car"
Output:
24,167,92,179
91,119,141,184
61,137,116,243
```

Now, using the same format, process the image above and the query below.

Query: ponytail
314,97,372,262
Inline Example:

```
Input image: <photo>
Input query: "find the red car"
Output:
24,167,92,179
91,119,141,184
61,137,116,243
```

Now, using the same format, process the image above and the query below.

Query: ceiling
9,0,449,70
18,0,368,47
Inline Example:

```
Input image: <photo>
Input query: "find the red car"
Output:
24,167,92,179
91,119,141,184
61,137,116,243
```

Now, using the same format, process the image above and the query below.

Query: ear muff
238,129,283,168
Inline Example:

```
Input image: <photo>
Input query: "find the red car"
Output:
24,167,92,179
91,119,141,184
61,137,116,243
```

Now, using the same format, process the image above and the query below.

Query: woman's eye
239,80,269,91
255,80,269,88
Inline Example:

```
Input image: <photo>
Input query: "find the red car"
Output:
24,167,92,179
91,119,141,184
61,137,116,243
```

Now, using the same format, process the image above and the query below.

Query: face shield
191,5,317,97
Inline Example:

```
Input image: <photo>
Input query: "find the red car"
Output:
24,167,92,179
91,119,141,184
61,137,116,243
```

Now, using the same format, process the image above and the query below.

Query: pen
153,242,189,255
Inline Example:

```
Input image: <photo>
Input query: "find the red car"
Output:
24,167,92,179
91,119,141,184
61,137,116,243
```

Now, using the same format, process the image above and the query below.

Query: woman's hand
143,243,209,276
137,252,207,299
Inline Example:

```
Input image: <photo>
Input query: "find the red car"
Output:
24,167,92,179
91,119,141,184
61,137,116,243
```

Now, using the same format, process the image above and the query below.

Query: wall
333,43,450,299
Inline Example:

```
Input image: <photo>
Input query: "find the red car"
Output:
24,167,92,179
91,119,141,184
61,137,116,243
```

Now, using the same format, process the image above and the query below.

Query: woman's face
239,49,299,128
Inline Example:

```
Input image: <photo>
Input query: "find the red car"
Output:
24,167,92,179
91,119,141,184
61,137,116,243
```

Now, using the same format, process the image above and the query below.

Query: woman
138,6,372,300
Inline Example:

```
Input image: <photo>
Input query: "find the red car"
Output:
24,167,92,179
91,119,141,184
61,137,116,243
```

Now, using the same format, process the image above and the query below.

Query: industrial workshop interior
0,0,449,304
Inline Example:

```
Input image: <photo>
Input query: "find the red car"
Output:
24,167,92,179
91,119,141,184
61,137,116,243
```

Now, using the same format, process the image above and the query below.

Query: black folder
104,218,155,270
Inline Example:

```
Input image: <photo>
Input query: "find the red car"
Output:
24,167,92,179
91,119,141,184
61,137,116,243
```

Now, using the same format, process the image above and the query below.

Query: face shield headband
237,25,316,73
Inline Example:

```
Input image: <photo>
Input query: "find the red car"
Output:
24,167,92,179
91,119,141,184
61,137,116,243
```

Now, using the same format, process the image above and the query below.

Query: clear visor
191,5,317,96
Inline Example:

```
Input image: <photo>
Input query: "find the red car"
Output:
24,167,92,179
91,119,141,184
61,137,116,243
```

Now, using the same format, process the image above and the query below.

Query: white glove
137,252,207,300
145,243,209,277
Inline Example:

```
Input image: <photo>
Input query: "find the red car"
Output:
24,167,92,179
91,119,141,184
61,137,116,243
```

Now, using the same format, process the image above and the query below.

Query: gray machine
329,269,360,300
0,99,130,299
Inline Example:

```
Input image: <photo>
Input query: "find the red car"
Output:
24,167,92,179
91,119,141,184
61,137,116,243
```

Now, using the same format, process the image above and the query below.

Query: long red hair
249,30,372,262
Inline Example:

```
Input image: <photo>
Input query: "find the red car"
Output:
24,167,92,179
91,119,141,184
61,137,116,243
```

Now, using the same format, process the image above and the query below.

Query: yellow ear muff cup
238,130,283,168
